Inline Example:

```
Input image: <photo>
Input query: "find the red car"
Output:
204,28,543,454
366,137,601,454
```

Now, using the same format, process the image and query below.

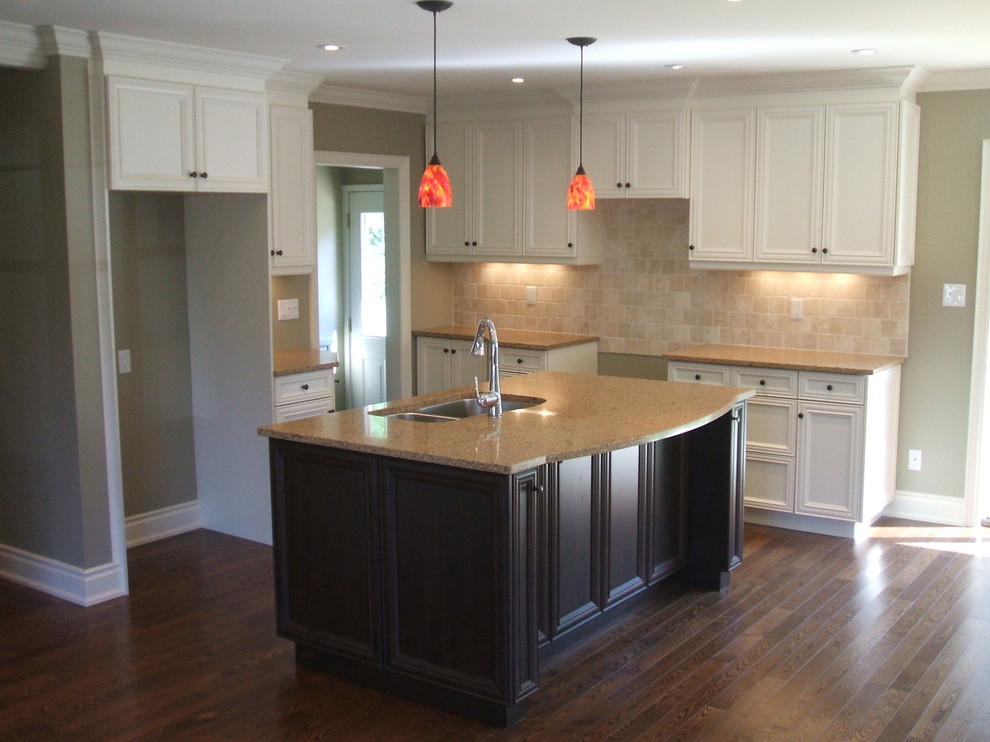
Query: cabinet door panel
627,110,688,197
755,106,824,263
744,453,794,511
108,78,196,191
195,88,268,192
647,437,687,584
604,446,648,606
525,117,576,258
689,109,756,260
269,105,315,272
745,397,797,454
270,443,381,665
796,401,863,520
426,123,471,254
449,339,488,390
475,122,522,256
581,113,626,198
822,103,897,265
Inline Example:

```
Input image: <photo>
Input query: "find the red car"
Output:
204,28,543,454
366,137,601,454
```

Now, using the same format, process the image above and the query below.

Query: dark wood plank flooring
2,521,989,741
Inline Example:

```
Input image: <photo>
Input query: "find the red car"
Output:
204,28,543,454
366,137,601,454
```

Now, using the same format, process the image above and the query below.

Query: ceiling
3,0,990,101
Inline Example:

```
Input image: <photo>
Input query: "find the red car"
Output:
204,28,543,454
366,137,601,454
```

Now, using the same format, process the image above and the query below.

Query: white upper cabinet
689,99,919,275
426,115,603,265
426,120,522,259
582,109,688,199
688,109,756,261
268,104,315,274
108,76,269,192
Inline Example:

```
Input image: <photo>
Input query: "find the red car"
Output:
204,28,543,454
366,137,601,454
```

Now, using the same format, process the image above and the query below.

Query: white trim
311,83,427,115
0,20,46,69
883,490,967,526
744,508,858,538
314,151,413,399
964,140,990,527
125,501,202,547
0,544,126,606
38,25,91,58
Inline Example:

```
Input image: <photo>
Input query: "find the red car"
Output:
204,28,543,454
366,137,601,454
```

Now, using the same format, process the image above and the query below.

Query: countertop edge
664,344,906,375
413,325,599,351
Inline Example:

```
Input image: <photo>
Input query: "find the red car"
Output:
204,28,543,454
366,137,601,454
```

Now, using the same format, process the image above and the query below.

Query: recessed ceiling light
853,48,878,56
320,43,342,52
665,64,685,70
511,77,525,84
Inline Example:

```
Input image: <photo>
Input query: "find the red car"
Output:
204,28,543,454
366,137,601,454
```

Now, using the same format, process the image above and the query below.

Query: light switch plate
277,298,300,321
943,284,966,307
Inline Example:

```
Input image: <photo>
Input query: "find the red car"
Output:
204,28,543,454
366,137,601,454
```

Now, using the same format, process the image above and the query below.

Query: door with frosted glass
344,186,386,409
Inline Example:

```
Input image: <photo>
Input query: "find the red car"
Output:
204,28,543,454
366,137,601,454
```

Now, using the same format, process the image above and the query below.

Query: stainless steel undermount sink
375,395,545,422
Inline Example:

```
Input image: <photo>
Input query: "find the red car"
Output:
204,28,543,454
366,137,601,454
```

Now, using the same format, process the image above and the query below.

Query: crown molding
91,31,287,80
310,83,427,114
38,26,91,58
0,21,46,69
919,68,990,92
267,70,325,96
682,66,927,98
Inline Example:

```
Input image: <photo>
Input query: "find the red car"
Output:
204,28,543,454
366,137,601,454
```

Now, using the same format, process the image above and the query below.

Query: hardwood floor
2,521,989,741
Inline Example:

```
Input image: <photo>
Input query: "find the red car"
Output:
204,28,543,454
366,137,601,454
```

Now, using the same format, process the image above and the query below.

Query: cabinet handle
759,379,766,386
822,248,828,254
471,241,478,246
624,182,631,188
270,250,275,256
688,244,695,251
450,348,457,354
516,358,523,364
443,348,449,353
695,374,702,381
616,182,623,188
798,412,804,419
567,242,574,248
812,247,818,253
189,171,198,178
200,172,208,179
301,384,309,390
826,384,833,391
464,241,470,246
275,250,283,256
328,408,335,413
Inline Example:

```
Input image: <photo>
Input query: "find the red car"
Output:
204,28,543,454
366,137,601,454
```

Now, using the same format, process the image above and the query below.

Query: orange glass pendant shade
419,153,453,207
567,164,595,210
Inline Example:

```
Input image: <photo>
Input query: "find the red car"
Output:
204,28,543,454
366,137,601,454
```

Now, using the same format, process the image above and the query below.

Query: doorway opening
314,152,412,408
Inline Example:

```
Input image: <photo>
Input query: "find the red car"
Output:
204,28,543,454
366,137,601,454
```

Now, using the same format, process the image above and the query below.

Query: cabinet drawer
274,369,334,405
798,371,864,404
274,396,336,422
732,367,798,397
667,362,731,385
501,349,545,373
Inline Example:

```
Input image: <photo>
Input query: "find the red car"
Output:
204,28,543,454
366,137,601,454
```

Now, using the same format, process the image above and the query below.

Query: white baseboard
744,508,858,538
0,544,126,606
125,500,202,547
882,490,967,526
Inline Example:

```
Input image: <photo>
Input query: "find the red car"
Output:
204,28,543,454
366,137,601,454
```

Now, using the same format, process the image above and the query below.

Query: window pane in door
361,211,386,337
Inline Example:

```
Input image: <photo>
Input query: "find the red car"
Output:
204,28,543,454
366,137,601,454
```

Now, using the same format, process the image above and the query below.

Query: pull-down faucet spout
471,317,502,418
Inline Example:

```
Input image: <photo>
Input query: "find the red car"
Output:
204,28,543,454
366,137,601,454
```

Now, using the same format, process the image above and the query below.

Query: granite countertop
273,348,339,377
258,371,751,474
413,325,599,351
663,344,905,375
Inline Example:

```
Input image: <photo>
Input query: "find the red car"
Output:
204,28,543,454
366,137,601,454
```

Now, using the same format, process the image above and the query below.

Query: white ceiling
3,0,990,101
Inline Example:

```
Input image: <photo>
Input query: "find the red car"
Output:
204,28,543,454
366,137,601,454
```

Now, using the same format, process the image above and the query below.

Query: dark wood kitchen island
258,371,752,725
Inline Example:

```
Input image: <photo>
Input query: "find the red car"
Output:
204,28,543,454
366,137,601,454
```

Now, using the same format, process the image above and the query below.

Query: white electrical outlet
117,349,132,374
277,298,300,321
526,286,537,306
790,297,803,320
908,449,922,471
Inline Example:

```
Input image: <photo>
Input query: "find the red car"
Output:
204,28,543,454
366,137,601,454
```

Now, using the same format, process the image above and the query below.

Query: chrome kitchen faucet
471,317,502,418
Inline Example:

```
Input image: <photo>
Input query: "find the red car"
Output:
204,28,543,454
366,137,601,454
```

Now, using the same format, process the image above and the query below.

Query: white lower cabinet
273,368,336,422
668,360,899,530
417,335,598,395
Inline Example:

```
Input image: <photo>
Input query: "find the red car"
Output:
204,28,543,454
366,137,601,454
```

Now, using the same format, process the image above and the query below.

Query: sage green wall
109,193,198,517
896,90,990,500
0,58,112,568
309,103,453,333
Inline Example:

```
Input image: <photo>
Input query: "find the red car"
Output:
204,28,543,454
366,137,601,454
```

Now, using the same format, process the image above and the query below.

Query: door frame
964,139,990,527
314,151,412,401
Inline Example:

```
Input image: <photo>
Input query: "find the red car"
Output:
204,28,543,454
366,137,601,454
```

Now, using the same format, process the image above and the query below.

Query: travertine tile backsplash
451,199,909,357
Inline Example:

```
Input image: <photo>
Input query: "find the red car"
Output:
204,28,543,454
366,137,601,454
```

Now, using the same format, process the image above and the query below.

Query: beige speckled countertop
413,325,598,351
258,371,751,474
273,348,339,377
664,344,905,375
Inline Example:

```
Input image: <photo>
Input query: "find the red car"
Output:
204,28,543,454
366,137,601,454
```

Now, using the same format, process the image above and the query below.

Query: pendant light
566,36,597,210
417,0,454,208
